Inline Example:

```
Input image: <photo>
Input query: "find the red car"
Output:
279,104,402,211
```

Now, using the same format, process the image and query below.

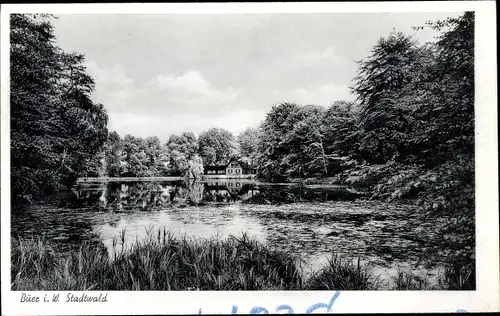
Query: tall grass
392,269,432,290
11,233,474,291
304,255,379,290
392,264,475,290
438,262,475,290
11,232,303,291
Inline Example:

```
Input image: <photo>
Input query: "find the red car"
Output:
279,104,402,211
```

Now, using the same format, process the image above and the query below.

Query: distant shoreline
76,175,258,183
76,177,184,183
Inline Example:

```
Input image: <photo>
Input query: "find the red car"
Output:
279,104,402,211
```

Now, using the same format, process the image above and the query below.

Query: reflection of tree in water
69,184,107,209
73,181,361,211
187,180,205,205
120,182,176,211
203,182,241,203
240,185,359,204
74,182,185,212
202,182,306,204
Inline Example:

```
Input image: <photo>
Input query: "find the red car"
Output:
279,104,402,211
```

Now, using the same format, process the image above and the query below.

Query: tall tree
144,136,162,176
104,131,124,177
351,30,422,163
166,132,198,175
187,155,204,179
280,105,328,178
198,128,238,165
413,12,475,165
257,102,302,181
322,101,360,158
10,14,108,201
237,127,260,167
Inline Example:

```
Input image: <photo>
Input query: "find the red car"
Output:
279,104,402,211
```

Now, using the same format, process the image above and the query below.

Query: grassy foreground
11,232,474,291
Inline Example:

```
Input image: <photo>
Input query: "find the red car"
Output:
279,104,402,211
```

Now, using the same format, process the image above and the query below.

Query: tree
351,30,422,163
322,101,360,158
165,133,199,175
144,136,162,176
188,155,204,179
104,131,124,177
200,146,217,165
198,128,238,165
166,133,198,158
280,105,328,178
237,127,260,166
257,102,302,181
412,12,474,165
156,143,171,176
10,14,108,201
168,149,189,176
121,135,149,176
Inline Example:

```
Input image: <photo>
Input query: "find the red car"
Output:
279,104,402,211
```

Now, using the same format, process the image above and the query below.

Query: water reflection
70,179,362,211
96,204,267,259
12,180,446,288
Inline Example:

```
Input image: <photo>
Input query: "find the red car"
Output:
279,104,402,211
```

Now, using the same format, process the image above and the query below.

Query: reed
10,233,474,291
304,255,379,290
392,269,432,290
11,232,304,291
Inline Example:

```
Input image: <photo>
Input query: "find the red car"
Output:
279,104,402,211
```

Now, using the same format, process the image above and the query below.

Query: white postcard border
1,1,498,315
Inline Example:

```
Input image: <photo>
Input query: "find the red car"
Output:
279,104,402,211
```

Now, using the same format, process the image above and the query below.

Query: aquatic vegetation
392,269,432,290
11,233,474,291
438,262,475,290
304,255,380,290
11,232,303,291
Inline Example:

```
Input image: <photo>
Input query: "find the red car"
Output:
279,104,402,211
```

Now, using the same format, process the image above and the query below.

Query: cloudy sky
52,12,460,141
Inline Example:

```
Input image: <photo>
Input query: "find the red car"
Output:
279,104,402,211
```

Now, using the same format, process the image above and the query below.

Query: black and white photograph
1,2,498,314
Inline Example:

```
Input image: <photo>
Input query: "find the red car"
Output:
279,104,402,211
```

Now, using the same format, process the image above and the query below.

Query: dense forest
11,13,475,262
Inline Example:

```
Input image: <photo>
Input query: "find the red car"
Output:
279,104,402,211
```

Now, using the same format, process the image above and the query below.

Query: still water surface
12,179,447,288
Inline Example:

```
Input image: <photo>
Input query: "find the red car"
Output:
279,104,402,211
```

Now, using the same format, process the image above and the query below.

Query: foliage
187,155,204,179
237,127,260,167
351,31,425,163
12,233,303,291
10,14,108,202
322,101,360,158
12,235,474,290
411,12,475,166
198,128,239,165
304,255,379,290
257,102,362,180
253,13,474,278
166,132,199,175
257,102,304,181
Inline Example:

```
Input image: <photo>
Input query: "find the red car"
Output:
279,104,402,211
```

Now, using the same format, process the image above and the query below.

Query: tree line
101,127,250,179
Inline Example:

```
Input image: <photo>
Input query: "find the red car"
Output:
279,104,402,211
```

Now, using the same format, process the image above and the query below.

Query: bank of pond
11,232,473,291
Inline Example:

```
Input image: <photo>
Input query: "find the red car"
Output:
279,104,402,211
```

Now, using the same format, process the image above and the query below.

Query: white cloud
154,70,210,94
289,45,349,68
291,84,355,104
151,70,240,106
208,109,266,135
86,62,243,119
56,13,462,141
85,61,136,111
86,61,134,88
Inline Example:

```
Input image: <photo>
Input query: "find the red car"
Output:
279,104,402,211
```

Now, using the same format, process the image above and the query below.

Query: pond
11,179,448,289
